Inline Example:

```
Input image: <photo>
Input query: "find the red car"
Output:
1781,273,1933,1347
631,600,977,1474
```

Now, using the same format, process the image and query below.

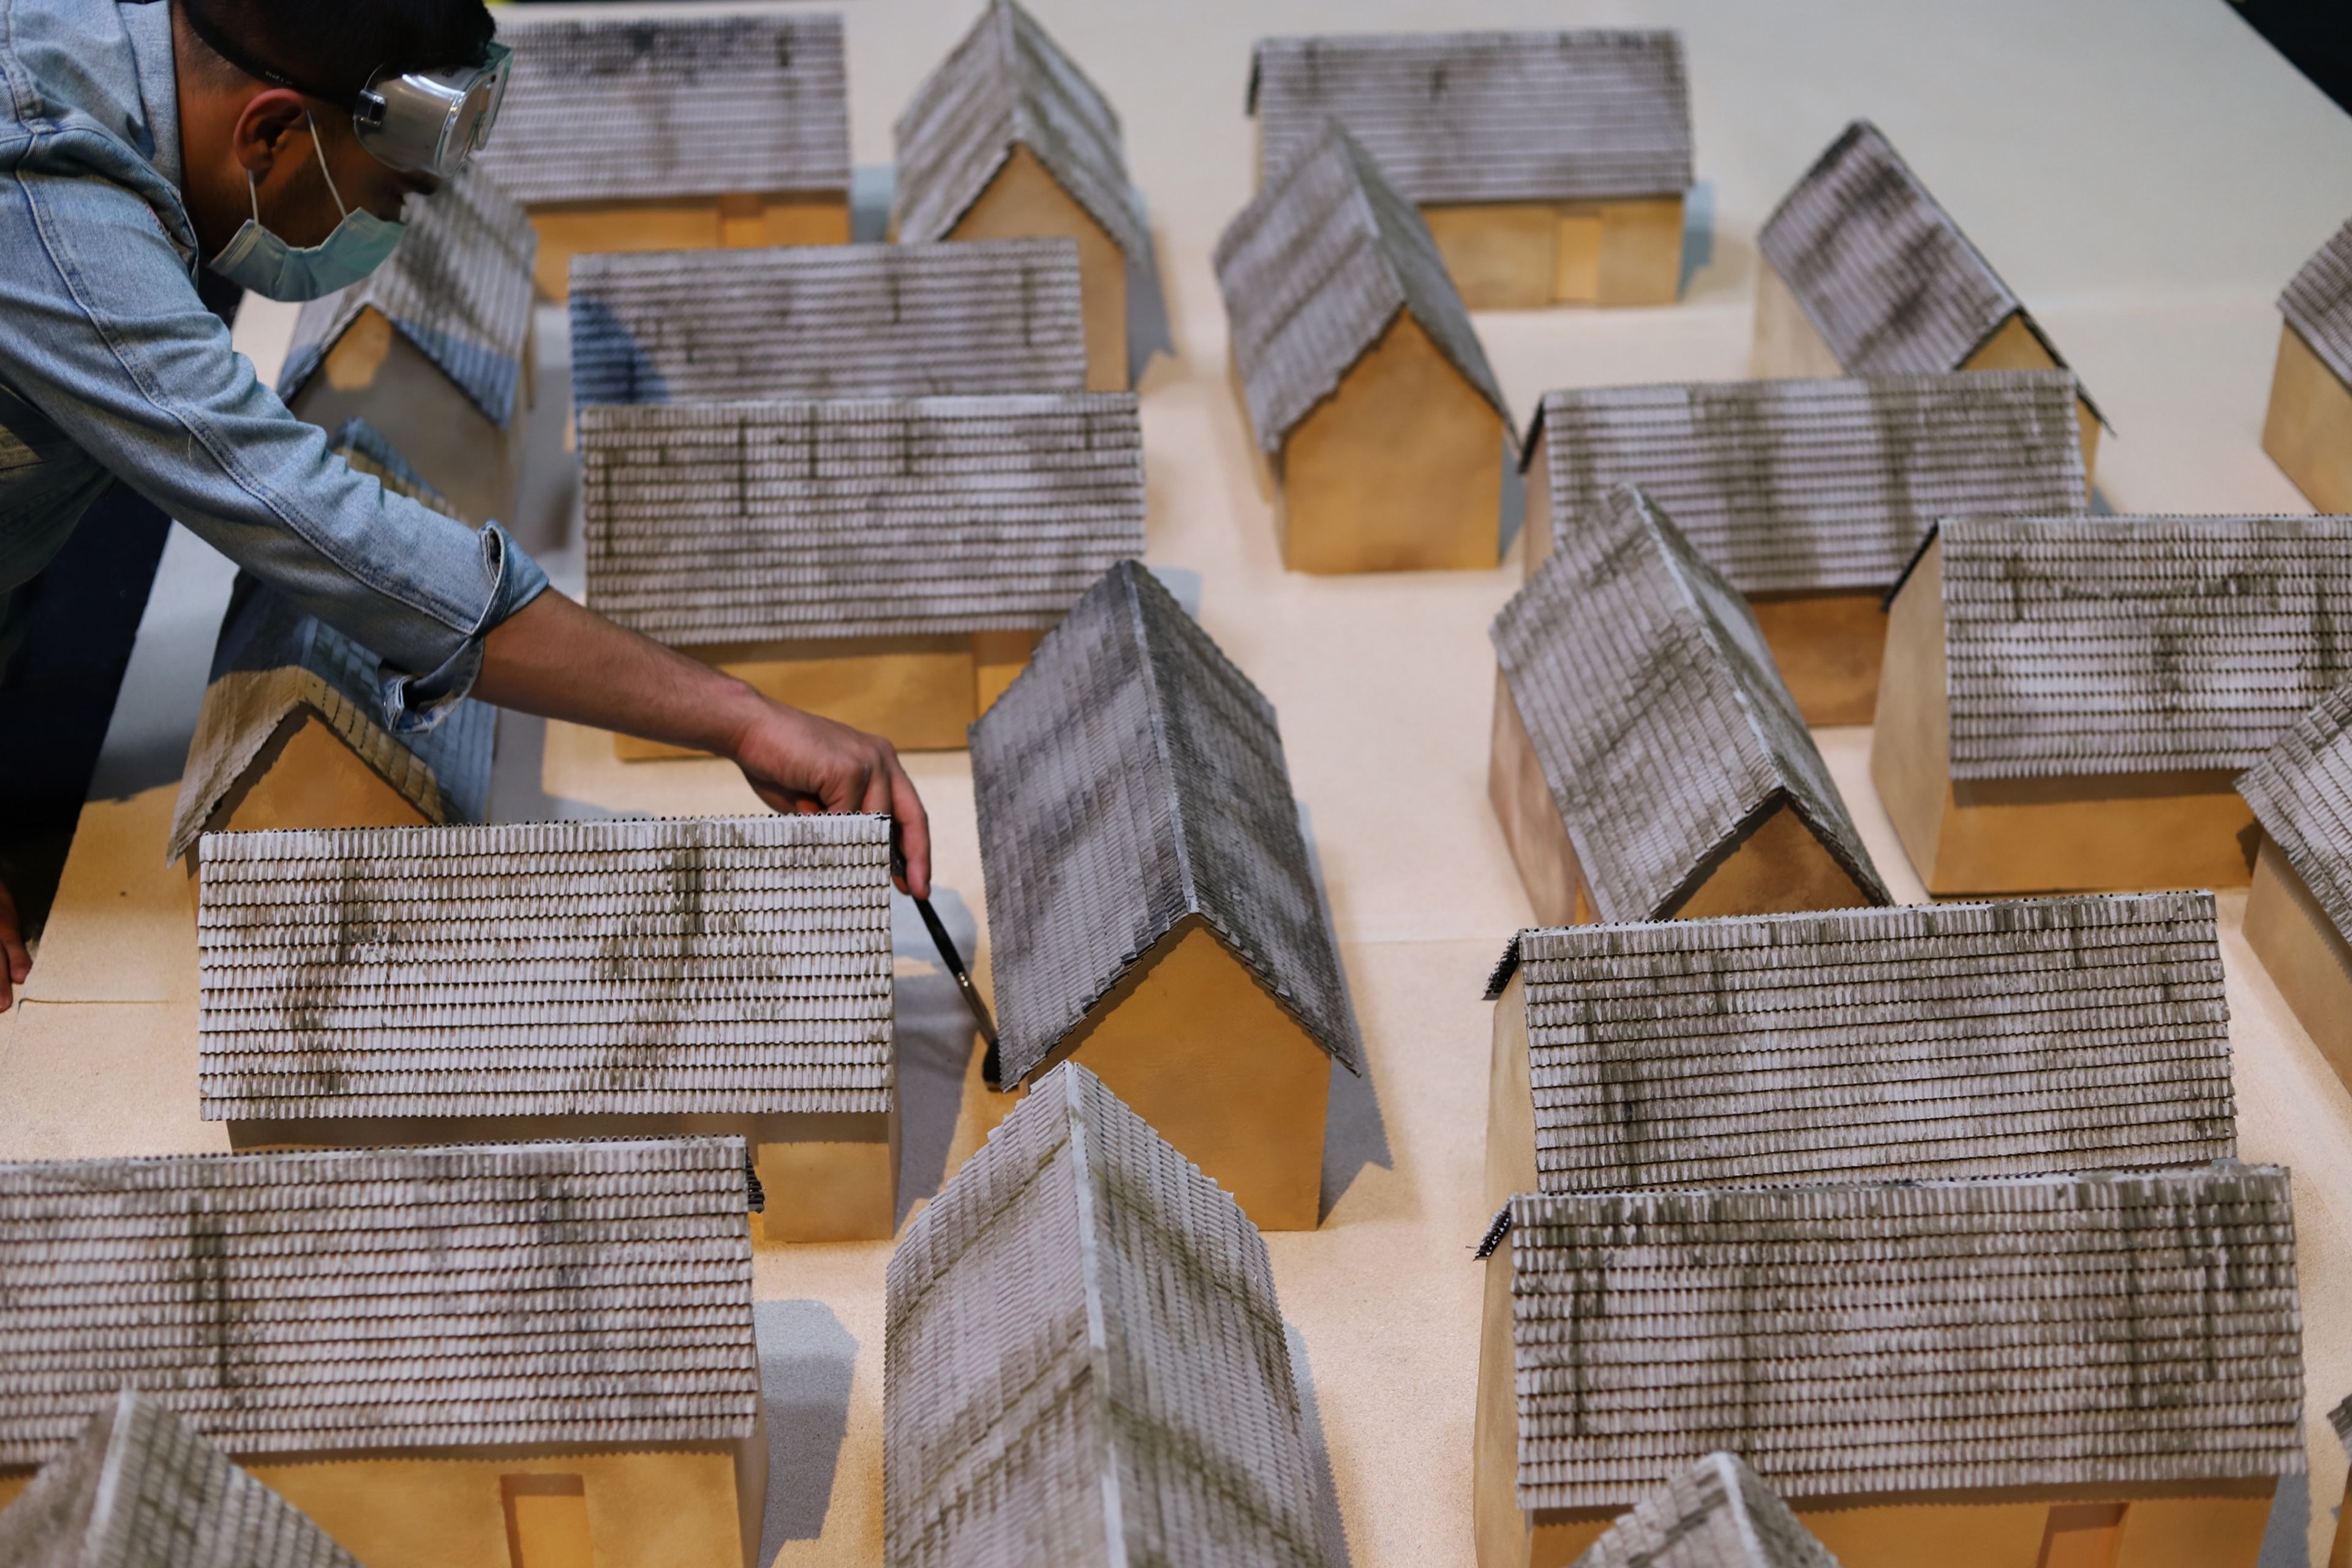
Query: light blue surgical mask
207,119,405,301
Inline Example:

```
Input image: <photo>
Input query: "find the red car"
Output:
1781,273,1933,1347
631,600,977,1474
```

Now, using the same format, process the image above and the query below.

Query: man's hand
726,703,932,898
0,875,29,1011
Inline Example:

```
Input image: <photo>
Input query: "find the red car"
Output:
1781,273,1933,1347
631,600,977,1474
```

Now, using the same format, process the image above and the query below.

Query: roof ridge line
1058,1078,1135,1568
1123,566,1202,916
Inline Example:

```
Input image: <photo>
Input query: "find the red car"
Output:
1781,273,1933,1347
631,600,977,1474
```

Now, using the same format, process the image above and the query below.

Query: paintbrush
892,844,1003,1088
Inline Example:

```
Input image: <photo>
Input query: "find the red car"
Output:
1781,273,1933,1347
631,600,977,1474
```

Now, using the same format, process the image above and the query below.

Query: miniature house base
286,306,527,528
192,698,432,856
1872,538,2260,896
935,145,1128,393
2243,833,2352,1091
615,632,1041,760
1489,671,1878,924
1022,918,1329,1232
1750,258,2103,488
527,193,849,300
1419,196,1683,311
2261,322,2352,513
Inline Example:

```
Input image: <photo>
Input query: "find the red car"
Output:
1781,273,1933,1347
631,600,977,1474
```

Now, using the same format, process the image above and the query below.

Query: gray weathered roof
0,1139,756,1467
1937,514,2352,780
0,1389,358,1568
279,166,535,427
1758,121,2097,418
1495,892,2234,1193
886,1063,1330,1568
2279,217,2352,388
2332,1393,2352,1452
1492,486,1890,922
1526,371,2086,596
568,240,1088,407
196,815,892,1123
1503,1163,2305,1509
580,395,1145,646
891,0,1145,262
476,12,850,205
1215,122,1507,453
971,562,1362,1085
165,423,494,864
1249,31,1692,206
1570,1453,1838,1568
2239,680,2352,948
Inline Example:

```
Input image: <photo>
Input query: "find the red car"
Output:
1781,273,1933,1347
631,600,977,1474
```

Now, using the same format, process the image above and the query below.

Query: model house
1216,122,1513,573
1491,484,1890,927
2331,1396,2351,1568
568,239,1088,407
892,0,1146,392
166,424,494,865
195,814,895,1243
1477,1165,2302,1568
0,1139,764,1568
581,394,1145,756
1564,1454,1837,1568
1249,31,1692,309
1521,371,2087,722
2237,680,2352,1087
278,167,535,526
1754,121,2104,477
1874,513,2352,895
970,560,1363,1231
885,1063,1333,1568
1482,892,2234,1211
2263,216,2352,511
0,1389,358,1567
478,12,850,298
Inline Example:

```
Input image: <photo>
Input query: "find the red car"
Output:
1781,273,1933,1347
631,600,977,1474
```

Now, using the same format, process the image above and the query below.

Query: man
0,0,932,1006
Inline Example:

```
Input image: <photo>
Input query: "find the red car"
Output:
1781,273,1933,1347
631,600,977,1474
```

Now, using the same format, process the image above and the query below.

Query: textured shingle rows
477,13,850,205
1936,514,2352,780
886,1064,1332,1568
2332,1393,2352,1452
1492,486,1889,922
1527,371,2086,595
1215,122,1507,454
971,562,1362,1086
580,395,1146,646
1496,892,2234,1193
0,1390,358,1568
2278,217,2352,388
0,1140,757,1466
2239,680,2352,947
1503,1164,2305,1509
892,0,1145,263
568,241,1088,407
279,167,535,428
1249,31,1693,206
195,815,892,1123
1568,1453,1836,1568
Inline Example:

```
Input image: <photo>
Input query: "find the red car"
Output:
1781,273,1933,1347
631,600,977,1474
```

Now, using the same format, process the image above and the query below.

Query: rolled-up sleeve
0,160,546,729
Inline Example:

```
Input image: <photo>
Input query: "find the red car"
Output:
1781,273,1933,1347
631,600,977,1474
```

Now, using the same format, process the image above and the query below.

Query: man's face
247,103,439,246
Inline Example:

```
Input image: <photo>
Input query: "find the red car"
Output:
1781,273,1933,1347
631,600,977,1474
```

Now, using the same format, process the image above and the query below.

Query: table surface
5,1,2352,1564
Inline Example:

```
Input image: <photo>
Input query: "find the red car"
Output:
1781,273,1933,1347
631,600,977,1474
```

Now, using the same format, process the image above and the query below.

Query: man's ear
229,87,315,179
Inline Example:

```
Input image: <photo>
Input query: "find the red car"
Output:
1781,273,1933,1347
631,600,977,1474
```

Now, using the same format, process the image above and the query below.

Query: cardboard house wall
2264,216,2352,511
1250,30,1692,309
2237,679,2352,1091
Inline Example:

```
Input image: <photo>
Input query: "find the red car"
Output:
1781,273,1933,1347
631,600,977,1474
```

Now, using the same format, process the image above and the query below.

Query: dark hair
179,0,496,104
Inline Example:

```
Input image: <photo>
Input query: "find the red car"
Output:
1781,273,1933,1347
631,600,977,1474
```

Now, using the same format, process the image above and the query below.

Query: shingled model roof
1492,892,2234,1192
2239,680,2352,948
2332,1393,2352,1452
0,1389,358,1568
568,240,1088,407
1934,514,2352,781
1501,1163,2304,1510
1248,31,1692,206
886,1064,1332,1568
2279,217,2352,387
1493,486,1890,922
971,561,1362,1086
0,1139,756,1466
279,166,535,428
1216,122,1507,454
1525,371,2086,596
1758,121,2098,419
476,13,850,205
196,815,891,1123
892,0,1146,265
1570,1453,1837,1568
165,424,493,864
581,395,1145,647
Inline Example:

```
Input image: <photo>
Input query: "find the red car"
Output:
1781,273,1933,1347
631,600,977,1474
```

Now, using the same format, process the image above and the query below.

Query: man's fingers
889,761,933,899
858,746,897,818
0,879,26,1007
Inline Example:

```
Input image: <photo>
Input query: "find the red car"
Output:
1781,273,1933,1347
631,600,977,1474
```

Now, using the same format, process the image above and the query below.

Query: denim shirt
0,0,546,729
